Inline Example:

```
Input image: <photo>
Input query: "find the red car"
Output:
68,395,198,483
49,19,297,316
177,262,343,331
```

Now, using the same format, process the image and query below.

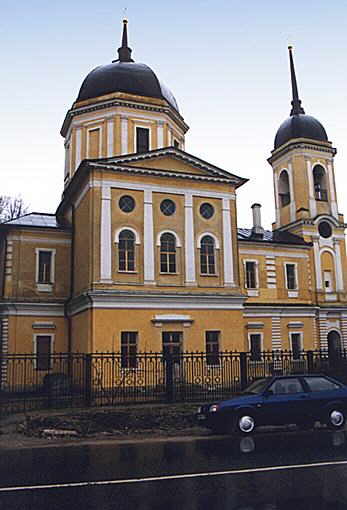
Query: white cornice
239,249,309,259
0,302,65,317
68,292,246,316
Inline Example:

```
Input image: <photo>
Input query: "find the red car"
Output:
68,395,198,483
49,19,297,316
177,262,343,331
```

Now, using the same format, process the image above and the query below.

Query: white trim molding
114,226,141,245
156,230,182,248
100,185,112,282
196,232,220,250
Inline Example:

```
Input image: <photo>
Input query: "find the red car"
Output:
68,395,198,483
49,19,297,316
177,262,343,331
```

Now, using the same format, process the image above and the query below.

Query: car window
269,378,303,395
243,378,269,394
304,377,341,392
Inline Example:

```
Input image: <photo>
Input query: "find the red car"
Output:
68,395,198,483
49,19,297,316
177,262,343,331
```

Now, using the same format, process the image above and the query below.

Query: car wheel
236,413,256,434
327,408,345,430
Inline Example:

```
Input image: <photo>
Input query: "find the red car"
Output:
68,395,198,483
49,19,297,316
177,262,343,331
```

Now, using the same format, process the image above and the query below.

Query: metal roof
238,228,310,246
2,213,61,229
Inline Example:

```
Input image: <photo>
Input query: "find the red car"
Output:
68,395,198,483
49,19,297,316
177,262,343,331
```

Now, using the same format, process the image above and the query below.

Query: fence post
240,352,248,389
307,350,314,373
165,355,174,402
85,354,92,407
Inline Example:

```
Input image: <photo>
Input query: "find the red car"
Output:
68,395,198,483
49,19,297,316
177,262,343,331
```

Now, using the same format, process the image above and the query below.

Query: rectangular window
250,334,262,362
162,332,182,361
206,331,220,365
136,127,150,153
121,332,138,369
245,261,257,289
173,139,179,148
285,264,297,290
290,333,302,360
38,251,52,283
323,271,333,292
35,335,52,370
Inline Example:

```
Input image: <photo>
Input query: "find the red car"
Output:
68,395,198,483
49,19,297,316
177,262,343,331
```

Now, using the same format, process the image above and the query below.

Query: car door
259,377,311,425
302,376,344,421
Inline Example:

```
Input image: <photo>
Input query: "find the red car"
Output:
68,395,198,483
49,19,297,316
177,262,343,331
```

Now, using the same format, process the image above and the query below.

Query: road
1,428,347,509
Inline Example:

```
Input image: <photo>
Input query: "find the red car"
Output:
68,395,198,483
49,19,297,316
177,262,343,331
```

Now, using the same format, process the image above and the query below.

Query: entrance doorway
327,330,342,364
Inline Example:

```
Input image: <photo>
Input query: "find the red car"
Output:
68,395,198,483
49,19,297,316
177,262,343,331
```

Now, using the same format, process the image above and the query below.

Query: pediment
100,147,247,187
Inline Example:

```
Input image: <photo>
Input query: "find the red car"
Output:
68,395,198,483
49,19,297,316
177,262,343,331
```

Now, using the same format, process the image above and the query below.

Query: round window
200,202,214,219
318,221,332,238
119,195,135,213
160,199,176,216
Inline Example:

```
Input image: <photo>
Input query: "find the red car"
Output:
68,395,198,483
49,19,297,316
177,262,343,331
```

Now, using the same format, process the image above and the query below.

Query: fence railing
1,349,347,416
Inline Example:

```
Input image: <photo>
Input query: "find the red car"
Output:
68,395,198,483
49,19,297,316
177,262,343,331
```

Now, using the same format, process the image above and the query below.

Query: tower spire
117,18,134,63
288,45,305,116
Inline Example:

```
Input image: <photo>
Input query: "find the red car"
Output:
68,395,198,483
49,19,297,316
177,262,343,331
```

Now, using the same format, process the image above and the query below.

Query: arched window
313,165,328,201
118,230,135,271
278,170,290,207
200,235,216,275
160,233,176,273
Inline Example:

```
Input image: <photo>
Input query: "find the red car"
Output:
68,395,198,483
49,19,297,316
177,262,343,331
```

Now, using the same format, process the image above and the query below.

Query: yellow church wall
111,187,144,284
74,190,92,295
71,310,92,352
7,315,68,354
3,232,71,299
90,307,245,353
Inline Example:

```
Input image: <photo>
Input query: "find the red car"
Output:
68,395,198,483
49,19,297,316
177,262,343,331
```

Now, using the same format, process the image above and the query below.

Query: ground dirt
0,403,210,449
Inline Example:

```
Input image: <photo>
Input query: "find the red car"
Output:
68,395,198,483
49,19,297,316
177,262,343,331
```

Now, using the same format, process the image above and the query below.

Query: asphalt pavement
1,428,347,509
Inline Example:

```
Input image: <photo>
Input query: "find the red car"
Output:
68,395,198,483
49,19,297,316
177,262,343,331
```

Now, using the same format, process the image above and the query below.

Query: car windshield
243,378,269,394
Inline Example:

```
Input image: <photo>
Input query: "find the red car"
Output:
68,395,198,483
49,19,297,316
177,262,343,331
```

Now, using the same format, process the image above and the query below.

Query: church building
1,21,347,368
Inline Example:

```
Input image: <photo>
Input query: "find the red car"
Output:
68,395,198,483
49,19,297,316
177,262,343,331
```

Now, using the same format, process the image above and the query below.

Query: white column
100,185,112,282
334,242,344,291
222,198,234,287
327,162,338,219
121,116,128,155
157,121,164,149
288,162,296,222
107,119,114,157
184,193,196,285
313,239,323,290
144,190,155,285
306,159,317,217
75,128,82,171
273,171,280,227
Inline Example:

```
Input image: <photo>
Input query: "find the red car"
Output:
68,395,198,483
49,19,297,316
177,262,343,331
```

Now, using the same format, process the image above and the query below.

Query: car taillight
209,404,219,413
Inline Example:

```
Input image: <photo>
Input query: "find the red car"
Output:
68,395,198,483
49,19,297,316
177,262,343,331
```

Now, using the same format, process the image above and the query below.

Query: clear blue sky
2,0,347,228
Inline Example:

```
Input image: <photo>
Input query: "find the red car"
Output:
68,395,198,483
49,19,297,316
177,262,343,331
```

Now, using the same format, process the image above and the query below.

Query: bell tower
268,47,347,303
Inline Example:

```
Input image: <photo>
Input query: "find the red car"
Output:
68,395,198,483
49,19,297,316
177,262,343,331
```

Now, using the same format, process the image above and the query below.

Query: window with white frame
36,249,55,288
136,127,150,153
285,263,297,290
118,230,136,272
290,332,302,360
200,235,216,275
249,333,262,361
34,334,53,370
160,233,177,273
245,261,257,289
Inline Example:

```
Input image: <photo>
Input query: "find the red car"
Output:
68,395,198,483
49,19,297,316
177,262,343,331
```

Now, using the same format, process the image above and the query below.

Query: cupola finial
116,18,134,63
288,45,305,116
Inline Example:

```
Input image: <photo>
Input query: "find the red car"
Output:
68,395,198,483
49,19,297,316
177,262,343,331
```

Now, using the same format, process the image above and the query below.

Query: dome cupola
274,46,328,150
76,19,179,111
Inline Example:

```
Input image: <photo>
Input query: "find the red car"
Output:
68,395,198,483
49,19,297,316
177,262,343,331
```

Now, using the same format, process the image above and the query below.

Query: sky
2,0,347,229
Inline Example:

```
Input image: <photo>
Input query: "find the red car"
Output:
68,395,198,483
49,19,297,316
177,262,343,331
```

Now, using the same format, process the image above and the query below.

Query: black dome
274,113,328,149
76,61,179,112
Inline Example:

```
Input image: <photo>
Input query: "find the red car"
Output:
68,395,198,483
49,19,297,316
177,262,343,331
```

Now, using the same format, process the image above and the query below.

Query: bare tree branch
0,195,29,223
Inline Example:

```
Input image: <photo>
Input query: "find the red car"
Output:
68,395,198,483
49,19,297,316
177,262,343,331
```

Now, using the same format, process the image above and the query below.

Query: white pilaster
144,190,155,285
313,239,323,290
334,241,344,292
157,121,164,149
107,119,114,157
185,193,196,285
327,162,338,219
273,171,280,227
100,185,112,282
222,198,234,287
121,116,128,155
306,159,317,217
288,162,296,222
75,128,82,171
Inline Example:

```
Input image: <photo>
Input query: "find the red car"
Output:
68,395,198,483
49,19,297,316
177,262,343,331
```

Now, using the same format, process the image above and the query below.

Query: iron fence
1,349,347,416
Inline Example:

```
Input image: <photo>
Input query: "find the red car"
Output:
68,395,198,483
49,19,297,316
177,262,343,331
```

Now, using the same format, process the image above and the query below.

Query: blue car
196,374,347,434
